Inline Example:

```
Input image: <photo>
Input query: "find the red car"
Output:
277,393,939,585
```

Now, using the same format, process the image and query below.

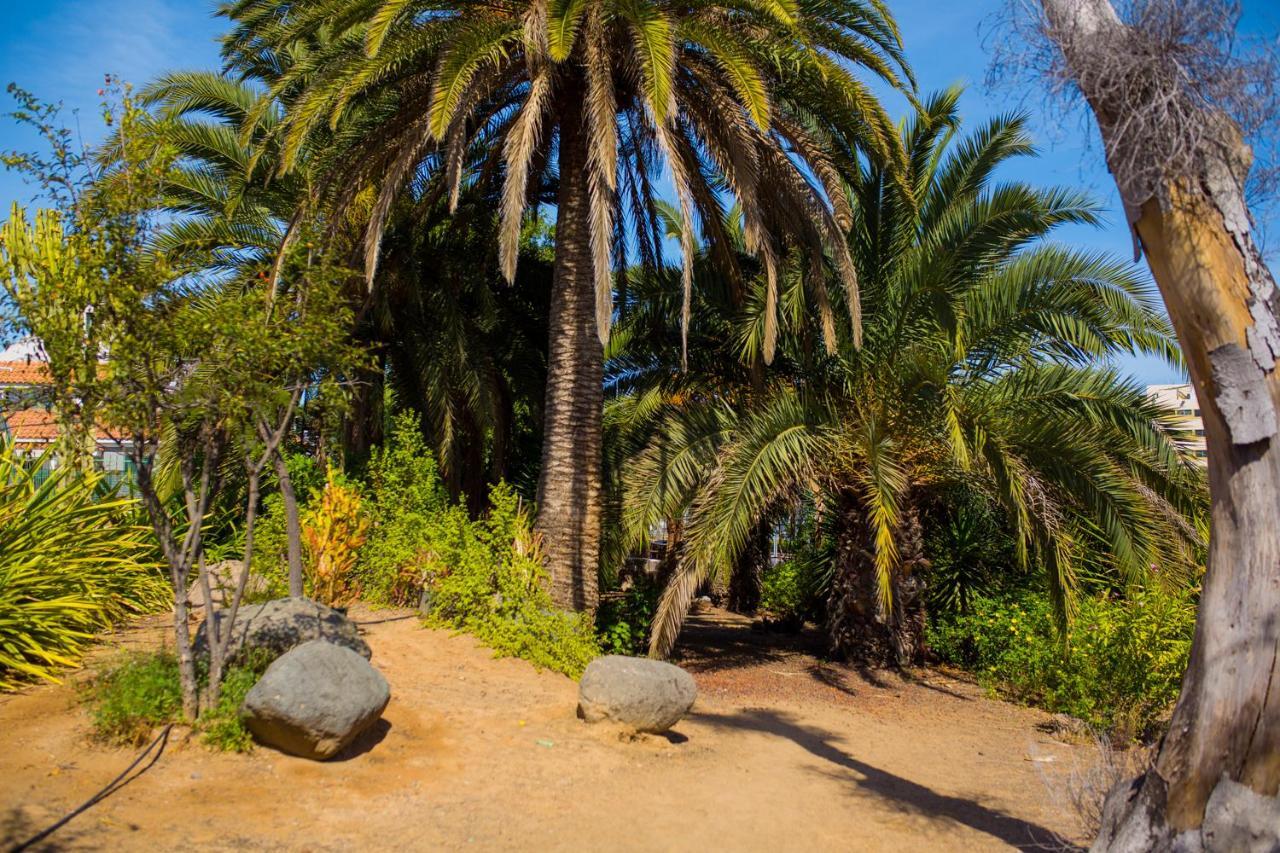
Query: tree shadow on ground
674,610,929,699
695,707,1079,852
1,805,91,851
672,611,825,673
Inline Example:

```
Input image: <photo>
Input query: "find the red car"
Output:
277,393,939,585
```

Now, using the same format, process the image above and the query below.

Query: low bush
0,444,168,692
85,651,183,745
303,472,369,607
85,649,270,751
929,584,1197,741
362,415,601,677
596,576,661,655
759,553,826,626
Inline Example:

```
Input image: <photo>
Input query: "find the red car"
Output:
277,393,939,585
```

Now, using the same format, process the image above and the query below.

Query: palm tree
218,0,913,613
613,91,1207,661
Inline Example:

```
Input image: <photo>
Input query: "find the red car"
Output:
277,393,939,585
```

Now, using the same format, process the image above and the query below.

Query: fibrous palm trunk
728,521,770,614
534,89,602,614
1039,1,1280,847
826,496,927,667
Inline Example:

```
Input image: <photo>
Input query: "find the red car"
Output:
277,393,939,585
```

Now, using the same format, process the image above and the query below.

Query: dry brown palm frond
771,112,855,231
444,116,468,213
762,249,780,364
499,69,552,284
811,251,838,354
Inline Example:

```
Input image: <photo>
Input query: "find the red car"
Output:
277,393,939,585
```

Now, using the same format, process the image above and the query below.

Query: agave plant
611,90,1207,663
0,443,167,691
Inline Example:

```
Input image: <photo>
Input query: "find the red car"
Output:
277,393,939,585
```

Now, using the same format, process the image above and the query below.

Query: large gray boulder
240,640,391,760
577,655,697,733
194,597,370,664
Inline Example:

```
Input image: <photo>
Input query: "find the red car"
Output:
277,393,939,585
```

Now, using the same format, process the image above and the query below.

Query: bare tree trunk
274,449,304,598
1039,1,1280,846
534,86,602,615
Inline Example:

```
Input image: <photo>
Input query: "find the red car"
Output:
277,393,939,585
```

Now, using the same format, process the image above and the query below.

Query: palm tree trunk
1039,0,1280,846
535,89,602,614
728,521,769,614
826,494,927,667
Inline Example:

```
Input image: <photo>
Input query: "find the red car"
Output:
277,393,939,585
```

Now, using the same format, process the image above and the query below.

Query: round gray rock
194,596,370,664
240,640,390,760
577,655,697,733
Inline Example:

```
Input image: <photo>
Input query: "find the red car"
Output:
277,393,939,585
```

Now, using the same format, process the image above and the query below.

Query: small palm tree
218,0,913,612
613,91,1206,662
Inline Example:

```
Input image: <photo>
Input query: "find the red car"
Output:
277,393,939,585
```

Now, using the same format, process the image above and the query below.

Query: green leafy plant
85,651,183,746
0,445,167,692
929,584,1198,741
85,649,271,751
596,577,662,655
359,416,600,676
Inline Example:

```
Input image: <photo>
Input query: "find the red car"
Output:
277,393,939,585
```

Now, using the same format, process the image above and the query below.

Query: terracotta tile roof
3,409,118,442
5,409,60,441
0,361,51,386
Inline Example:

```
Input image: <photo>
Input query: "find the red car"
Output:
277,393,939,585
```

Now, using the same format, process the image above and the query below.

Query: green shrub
86,651,183,746
357,415,451,606
199,659,268,752
0,444,169,691
85,649,270,751
360,415,600,676
423,484,600,677
759,553,825,625
929,584,1197,741
596,576,661,655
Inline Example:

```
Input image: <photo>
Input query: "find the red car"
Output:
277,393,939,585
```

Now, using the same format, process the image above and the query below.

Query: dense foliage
0,445,167,691
929,584,1197,741
609,91,1206,663
86,649,270,751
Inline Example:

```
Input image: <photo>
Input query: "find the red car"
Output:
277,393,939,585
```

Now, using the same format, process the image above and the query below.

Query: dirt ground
0,607,1094,851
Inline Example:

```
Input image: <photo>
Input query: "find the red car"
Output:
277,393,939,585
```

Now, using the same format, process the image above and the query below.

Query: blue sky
2,0,1277,384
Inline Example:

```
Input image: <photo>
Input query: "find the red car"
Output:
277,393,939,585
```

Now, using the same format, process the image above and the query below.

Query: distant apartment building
1146,383,1208,464
0,338,133,486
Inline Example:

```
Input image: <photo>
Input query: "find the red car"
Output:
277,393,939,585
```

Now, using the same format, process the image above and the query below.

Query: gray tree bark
534,87,603,614
1038,1,1280,848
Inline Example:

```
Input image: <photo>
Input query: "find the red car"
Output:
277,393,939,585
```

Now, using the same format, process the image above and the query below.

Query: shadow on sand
694,706,1079,852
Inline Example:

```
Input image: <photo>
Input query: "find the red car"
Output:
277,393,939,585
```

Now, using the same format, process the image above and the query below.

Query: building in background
1146,383,1208,464
0,338,133,487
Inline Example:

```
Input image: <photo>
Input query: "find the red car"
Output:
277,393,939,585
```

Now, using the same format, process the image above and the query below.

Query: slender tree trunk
274,450,304,598
534,87,602,614
825,495,927,667
1039,1,1280,846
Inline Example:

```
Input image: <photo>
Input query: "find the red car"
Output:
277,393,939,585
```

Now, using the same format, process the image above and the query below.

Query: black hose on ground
7,723,173,852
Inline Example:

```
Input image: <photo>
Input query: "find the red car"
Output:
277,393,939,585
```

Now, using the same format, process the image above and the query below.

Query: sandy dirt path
0,608,1089,851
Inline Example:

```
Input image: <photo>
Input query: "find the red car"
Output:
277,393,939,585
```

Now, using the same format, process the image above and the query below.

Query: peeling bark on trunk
1039,0,1280,847
534,87,602,615
825,496,927,667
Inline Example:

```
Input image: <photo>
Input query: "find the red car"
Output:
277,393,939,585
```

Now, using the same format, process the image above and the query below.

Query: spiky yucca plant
0,444,167,691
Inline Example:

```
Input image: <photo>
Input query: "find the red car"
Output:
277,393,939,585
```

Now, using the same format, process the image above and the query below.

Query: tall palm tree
218,0,913,613
613,91,1207,661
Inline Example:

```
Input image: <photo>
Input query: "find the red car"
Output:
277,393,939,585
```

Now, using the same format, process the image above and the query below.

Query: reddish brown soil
1,607,1091,851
